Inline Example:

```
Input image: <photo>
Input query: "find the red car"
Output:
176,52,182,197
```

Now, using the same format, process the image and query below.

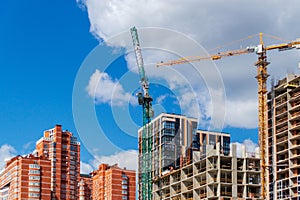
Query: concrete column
232,144,238,200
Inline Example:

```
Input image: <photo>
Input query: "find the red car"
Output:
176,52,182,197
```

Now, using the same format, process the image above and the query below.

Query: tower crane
157,33,300,200
130,26,153,200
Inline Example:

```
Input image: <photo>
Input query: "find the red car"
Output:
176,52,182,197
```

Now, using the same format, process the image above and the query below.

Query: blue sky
0,1,97,167
2,1,300,173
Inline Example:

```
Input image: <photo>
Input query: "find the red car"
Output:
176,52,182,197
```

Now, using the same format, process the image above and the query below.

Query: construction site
130,26,300,200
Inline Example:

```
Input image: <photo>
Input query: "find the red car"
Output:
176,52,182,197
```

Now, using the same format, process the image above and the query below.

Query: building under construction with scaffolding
267,74,300,200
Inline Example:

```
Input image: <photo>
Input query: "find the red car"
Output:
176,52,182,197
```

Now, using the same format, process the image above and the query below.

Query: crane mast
157,33,300,200
130,26,153,200
255,33,269,199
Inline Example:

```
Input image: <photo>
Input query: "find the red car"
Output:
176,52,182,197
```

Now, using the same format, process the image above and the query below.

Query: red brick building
36,125,80,199
91,164,136,200
78,174,92,200
0,154,51,199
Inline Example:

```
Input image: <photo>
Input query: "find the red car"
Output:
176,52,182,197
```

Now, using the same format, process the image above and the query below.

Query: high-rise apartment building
138,113,232,198
0,154,51,199
36,125,80,200
91,163,136,200
78,174,92,200
153,143,261,200
138,113,198,179
267,74,300,200
197,130,231,157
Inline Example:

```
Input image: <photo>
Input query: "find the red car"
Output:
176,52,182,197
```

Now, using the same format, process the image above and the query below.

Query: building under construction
138,113,237,199
267,74,300,200
138,113,196,198
152,142,261,200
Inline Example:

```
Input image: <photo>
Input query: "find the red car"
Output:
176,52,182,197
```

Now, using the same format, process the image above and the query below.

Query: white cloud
86,69,132,106
156,94,168,104
91,150,138,171
80,161,94,174
0,144,17,170
225,99,258,128
78,0,300,129
232,139,259,157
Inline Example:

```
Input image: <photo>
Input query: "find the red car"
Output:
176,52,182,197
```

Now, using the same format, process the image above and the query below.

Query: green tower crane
130,26,153,200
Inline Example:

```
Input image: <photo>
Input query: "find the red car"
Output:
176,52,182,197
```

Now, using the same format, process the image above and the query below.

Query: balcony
276,117,288,126
291,150,300,158
290,140,300,149
290,122,300,131
248,193,261,198
276,97,287,106
277,147,288,155
290,88,300,98
291,100,300,109
276,135,288,143
291,110,300,118
220,177,232,184
291,131,300,139
276,126,288,135
276,108,287,117
220,190,232,197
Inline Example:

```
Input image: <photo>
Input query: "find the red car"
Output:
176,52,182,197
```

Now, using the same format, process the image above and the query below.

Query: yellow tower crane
157,33,300,200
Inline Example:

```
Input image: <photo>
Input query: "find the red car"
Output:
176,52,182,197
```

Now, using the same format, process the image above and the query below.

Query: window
29,170,40,174
70,146,77,151
209,135,216,145
223,136,230,155
29,182,40,186
29,188,40,192
50,142,56,147
122,185,128,189
29,193,40,197
122,196,128,200
29,176,40,180
122,180,128,184
29,164,40,169
122,190,128,194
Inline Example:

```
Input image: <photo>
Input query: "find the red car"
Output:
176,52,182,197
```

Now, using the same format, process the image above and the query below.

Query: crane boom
156,33,300,200
130,27,149,97
157,46,257,67
130,26,153,200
